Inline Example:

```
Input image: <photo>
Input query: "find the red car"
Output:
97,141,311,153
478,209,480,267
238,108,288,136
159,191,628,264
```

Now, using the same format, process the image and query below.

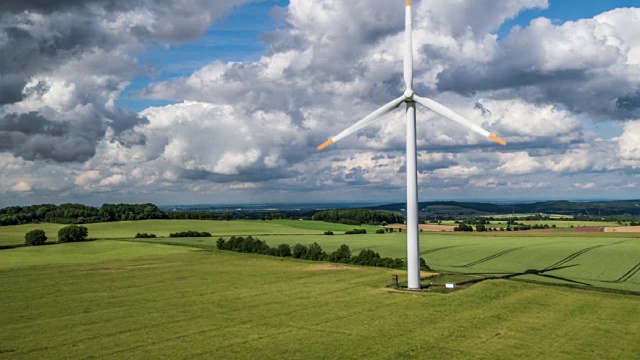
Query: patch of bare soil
604,226,640,233
306,264,359,271
572,226,603,232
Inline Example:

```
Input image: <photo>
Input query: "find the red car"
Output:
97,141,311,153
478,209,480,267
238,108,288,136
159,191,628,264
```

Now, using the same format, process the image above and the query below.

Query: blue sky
120,0,639,112
119,0,289,112
1,0,640,206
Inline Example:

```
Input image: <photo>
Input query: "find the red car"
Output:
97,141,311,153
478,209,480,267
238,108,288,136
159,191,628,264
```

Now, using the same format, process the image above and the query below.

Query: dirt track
603,226,640,233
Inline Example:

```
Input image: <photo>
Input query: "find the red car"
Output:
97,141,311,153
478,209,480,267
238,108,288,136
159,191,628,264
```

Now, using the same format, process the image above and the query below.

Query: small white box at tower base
445,283,457,289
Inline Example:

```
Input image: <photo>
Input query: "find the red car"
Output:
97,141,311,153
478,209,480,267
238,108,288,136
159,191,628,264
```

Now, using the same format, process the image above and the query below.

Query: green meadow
0,220,380,247
1,219,639,292
0,219,639,358
1,242,639,359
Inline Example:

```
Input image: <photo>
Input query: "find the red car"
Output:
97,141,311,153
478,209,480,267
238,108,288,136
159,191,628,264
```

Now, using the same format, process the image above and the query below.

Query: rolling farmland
1,219,639,292
1,243,639,359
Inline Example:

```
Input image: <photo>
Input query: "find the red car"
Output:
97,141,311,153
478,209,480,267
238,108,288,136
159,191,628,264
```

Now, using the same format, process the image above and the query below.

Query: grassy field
0,220,381,247
150,230,640,293
0,241,195,269
1,243,638,359
2,220,639,292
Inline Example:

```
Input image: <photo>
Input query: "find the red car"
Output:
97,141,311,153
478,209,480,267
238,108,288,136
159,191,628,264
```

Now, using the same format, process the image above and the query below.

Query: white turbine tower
317,0,507,290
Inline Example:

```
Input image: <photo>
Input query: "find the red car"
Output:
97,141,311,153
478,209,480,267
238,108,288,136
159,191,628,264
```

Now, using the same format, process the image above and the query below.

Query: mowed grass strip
0,246,639,359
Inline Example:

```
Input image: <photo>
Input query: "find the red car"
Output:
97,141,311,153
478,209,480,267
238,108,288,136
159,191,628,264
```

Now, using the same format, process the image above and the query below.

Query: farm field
605,225,640,232
0,241,195,269
136,228,640,293
0,220,380,247
2,220,639,292
0,243,639,359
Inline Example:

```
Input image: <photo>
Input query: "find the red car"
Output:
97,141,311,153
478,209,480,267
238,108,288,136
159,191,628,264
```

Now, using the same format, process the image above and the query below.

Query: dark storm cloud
0,111,104,162
0,0,173,14
0,75,26,105
0,108,147,162
0,0,98,12
616,90,640,112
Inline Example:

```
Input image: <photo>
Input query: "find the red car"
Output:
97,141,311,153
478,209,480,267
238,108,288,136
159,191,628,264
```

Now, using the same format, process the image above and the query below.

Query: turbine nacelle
403,89,414,101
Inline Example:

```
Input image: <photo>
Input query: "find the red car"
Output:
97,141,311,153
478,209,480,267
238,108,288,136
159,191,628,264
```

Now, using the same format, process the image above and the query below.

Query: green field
0,220,381,247
1,243,639,359
2,220,639,293
153,231,640,293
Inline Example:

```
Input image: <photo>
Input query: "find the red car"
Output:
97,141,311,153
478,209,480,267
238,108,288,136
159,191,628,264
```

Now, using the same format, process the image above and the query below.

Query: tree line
312,209,404,226
0,203,224,226
215,236,431,271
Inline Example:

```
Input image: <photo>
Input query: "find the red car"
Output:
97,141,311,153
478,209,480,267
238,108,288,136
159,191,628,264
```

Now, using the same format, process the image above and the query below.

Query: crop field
1,242,639,359
0,220,380,247
3,220,639,292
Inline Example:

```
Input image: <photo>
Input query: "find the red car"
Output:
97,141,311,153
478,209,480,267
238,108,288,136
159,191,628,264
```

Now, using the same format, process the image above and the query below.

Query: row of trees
0,203,167,225
312,209,404,226
24,225,89,246
169,231,212,238
454,223,558,232
215,236,431,271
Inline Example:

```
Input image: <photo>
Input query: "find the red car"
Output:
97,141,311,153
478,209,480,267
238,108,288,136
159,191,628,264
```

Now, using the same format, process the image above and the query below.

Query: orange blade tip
317,139,334,151
489,134,507,146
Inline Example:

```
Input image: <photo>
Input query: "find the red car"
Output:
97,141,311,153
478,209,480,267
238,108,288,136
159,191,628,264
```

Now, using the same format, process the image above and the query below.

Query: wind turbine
317,0,507,290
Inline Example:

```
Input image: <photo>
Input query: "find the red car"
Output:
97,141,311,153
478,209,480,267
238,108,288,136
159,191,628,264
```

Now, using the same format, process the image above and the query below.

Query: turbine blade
413,95,507,146
317,96,405,150
404,0,413,91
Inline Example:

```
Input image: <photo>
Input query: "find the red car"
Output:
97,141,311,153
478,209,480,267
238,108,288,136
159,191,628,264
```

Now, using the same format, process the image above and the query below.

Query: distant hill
369,200,640,217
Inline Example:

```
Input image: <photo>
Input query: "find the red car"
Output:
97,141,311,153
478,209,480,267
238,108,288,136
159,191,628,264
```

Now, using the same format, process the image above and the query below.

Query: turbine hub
404,89,414,100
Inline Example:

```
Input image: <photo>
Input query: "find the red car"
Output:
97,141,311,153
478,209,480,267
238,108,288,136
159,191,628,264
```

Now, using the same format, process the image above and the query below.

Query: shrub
323,231,334,235
169,231,211,237
455,223,474,232
135,233,156,238
305,242,326,261
375,229,385,234
25,229,47,246
351,249,381,266
329,244,351,263
291,243,307,259
344,228,367,235
276,243,292,257
58,225,89,243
